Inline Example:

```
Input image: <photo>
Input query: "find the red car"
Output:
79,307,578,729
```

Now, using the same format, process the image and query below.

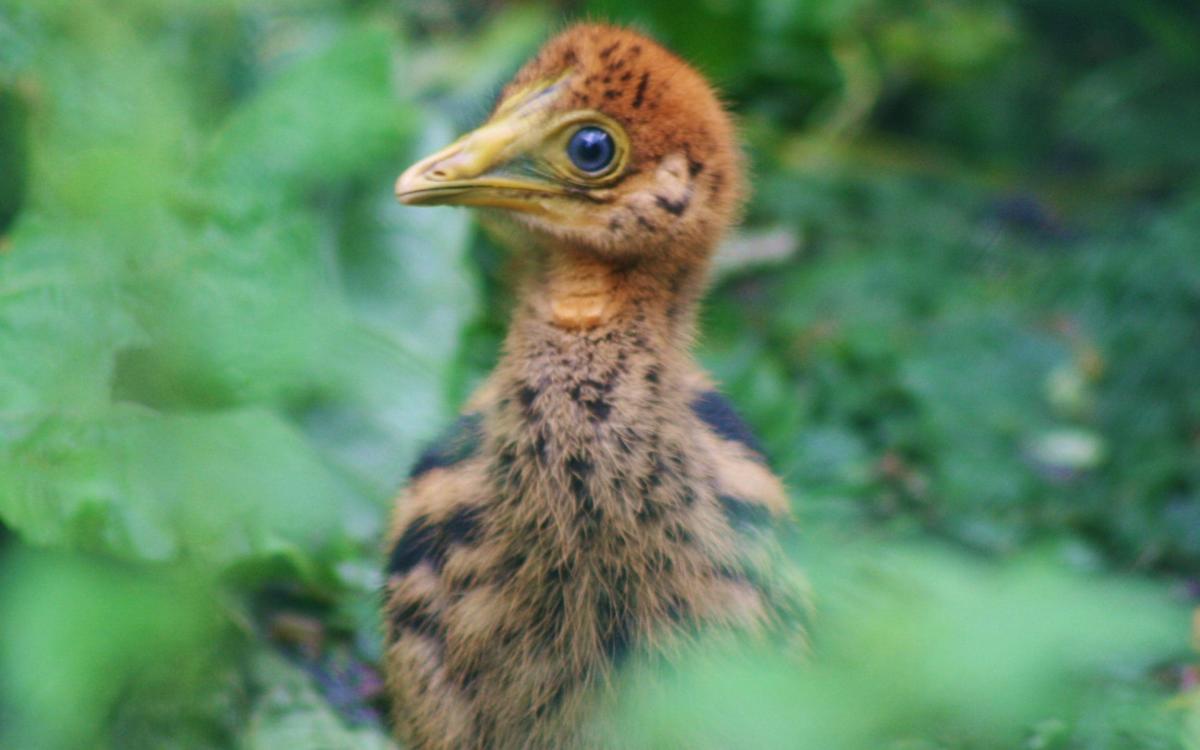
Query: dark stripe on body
690,391,765,456
718,494,773,533
386,505,485,577
409,413,484,479
390,598,443,639
596,571,634,663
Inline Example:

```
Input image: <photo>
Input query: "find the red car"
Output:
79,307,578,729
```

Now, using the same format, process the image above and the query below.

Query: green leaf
0,406,363,568
0,549,224,750
204,27,408,200
607,546,1189,749
0,218,143,423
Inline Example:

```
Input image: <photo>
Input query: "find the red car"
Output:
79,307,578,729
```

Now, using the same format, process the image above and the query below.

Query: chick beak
395,83,566,212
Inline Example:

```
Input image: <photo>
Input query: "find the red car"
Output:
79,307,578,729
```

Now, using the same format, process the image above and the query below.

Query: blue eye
566,126,616,174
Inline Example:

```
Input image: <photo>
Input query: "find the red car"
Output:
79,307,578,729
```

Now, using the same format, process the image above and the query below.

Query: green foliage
0,549,224,748
609,545,1188,748
0,0,1197,747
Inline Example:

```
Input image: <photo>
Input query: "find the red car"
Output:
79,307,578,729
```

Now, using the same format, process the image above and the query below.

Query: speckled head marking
396,24,744,264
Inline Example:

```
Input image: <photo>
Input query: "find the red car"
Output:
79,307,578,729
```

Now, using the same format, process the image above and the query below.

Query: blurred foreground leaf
609,546,1189,749
0,549,225,749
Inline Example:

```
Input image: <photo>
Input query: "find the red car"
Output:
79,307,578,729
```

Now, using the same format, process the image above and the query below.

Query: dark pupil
567,127,615,173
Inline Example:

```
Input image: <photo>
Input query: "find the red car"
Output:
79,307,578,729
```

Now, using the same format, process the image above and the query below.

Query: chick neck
516,246,707,340
484,243,718,550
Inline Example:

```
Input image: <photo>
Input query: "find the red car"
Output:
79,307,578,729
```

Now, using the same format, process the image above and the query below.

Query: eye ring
566,126,616,175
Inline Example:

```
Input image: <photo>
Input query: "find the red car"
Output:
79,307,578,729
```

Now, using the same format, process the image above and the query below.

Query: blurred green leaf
607,546,1190,749
0,549,225,749
0,406,364,568
204,26,408,199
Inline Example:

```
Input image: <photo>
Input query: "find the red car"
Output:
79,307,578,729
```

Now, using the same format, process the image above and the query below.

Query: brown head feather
486,23,744,263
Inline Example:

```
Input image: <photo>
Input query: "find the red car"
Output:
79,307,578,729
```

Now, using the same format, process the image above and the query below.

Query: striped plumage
384,23,806,749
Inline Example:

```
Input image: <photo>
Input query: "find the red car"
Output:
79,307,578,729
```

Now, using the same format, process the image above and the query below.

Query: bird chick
384,23,806,749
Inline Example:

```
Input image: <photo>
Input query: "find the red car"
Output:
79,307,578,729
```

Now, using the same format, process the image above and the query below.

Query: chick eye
566,126,616,174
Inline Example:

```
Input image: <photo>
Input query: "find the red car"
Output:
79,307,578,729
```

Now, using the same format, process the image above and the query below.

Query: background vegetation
1,0,1198,747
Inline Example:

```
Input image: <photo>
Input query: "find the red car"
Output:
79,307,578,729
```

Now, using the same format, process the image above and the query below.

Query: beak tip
394,170,420,205
396,171,415,200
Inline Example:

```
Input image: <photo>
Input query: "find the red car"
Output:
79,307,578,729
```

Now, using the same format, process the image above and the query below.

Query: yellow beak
395,80,569,213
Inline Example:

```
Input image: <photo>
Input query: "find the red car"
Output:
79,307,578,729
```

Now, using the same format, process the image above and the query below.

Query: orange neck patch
543,257,624,330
